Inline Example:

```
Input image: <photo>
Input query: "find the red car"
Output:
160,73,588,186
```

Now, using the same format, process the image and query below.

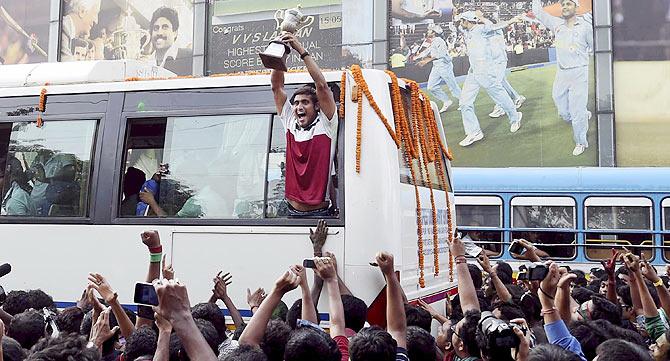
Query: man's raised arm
532,0,563,30
271,70,288,115
281,33,336,119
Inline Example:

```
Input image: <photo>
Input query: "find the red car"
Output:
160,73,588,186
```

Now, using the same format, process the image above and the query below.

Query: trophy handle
274,9,283,30
296,15,315,33
140,29,151,51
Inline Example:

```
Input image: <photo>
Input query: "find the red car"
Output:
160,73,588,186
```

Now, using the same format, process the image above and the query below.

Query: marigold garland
355,82,363,173
339,71,346,120
36,88,47,127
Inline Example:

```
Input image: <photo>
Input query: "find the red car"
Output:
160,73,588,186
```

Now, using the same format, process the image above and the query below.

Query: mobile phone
136,304,155,320
528,263,549,281
509,240,526,255
134,282,159,306
303,259,316,268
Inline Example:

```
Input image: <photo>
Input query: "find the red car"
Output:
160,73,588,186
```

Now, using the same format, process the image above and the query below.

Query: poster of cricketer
0,2,49,64
207,0,368,74
389,0,597,167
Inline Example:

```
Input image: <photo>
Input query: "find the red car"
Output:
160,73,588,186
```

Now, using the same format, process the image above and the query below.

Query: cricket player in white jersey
416,24,462,112
457,11,524,147
532,0,593,156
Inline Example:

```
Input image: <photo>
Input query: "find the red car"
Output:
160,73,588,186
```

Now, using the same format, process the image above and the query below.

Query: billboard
0,2,49,64
388,0,597,167
207,0,366,75
612,0,670,166
60,0,194,76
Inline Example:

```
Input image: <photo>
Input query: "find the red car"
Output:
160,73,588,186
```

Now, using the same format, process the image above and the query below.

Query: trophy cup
259,6,314,71
111,11,151,60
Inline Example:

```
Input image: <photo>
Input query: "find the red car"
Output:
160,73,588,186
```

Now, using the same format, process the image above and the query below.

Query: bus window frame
111,100,346,227
0,114,103,224
510,195,577,260
583,196,655,262
455,195,504,257
663,197,670,262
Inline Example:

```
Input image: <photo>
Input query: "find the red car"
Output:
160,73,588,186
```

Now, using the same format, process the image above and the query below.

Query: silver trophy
259,5,314,71
111,11,150,60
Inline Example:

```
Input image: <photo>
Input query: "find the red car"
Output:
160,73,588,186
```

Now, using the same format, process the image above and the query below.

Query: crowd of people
1,221,670,361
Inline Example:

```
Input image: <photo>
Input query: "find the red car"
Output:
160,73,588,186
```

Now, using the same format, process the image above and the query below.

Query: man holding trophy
268,20,338,217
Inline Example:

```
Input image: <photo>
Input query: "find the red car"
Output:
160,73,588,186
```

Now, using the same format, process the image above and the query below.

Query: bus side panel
342,70,404,305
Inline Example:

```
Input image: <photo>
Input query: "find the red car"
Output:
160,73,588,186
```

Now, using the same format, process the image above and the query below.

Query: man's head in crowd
452,310,481,359
290,86,321,129
407,326,436,361
272,301,289,321
8,309,46,350
55,306,85,334
527,344,582,361
3,289,54,316
26,333,100,361
194,318,221,357
124,326,157,361
560,0,579,20
260,319,291,361
284,327,341,361
287,299,318,329
192,302,228,343
150,7,180,53
494,262,513,285
349,326,397,361
2,337,27,361
405,304,431,332
595,339,653,361
468,264,483,289
341,295,367,332
222,344,267,361
71,38,89,61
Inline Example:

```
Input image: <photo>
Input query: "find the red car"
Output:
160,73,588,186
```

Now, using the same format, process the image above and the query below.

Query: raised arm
212,272,245,328
281,33,336,119
601,250,619,304
310,220,328,305
641,259,670,319
555,271,577,324
377,252,406,348
478,254,512,303
271,70,288,115
239,270,300,346
153,313,172,361
449,237,480,312
154,279,217,361
532,0,563,30
137,230,164,328
292,264,318,324
88,273,135,339
625,254,658,317
315,257,346,337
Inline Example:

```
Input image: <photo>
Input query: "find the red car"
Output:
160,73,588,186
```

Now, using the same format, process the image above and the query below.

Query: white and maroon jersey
280,99,338,206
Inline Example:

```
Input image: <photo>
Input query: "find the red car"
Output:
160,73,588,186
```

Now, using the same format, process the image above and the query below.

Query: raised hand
376,252,395,276
477,254,493,274
417,299,439,319
90,308,120,348
212,271,232,300
88,273,117,303
141,230,161,248
290,265,309,288
641,259,660,283
324,251,338,271
154,312,173,334
539,262,560,297
557,271,577,290
310,219,328,255
153,279,192,323
162,254,175,280
600,248,619,276
274,269,301,294
247,288,266,309
510,318,530,361
314,257,336,281
280,32,305,53
448,236,466,258
623,252,640,273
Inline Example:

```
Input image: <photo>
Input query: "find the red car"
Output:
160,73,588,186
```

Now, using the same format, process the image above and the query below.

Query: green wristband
150,253,162,263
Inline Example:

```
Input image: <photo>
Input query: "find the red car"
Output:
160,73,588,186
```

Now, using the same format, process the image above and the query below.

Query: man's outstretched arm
271,70,288,115
281,33,336,119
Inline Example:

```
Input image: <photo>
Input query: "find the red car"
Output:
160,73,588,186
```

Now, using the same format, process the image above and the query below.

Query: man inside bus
270,32,338,217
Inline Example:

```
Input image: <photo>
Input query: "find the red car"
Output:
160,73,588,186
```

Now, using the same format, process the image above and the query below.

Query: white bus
0,60,455,323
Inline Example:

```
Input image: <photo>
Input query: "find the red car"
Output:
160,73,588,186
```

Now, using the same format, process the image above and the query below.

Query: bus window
120,115,270,219
265,115,287,218
585,197,653,261
511,197,576,259
1,120,96,217
664,198,670,261
455,196,503,257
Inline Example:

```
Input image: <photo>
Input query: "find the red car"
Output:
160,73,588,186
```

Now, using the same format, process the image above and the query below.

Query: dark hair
27,290,55,312
7,157,32,193
495,302,525,322
289,86,318,106
150,6,179,31
460,310,482,358
124,326,158,361
26,333,100,361
495,262,513,285
617,285,632,307
287,300,318,330
591,319,647,349
55,307,85,334
569,270,588,287
407,326,436,361
349,326,397,361
194,318,221,356
222,344,268,361
80,308,130,355
3,290,30,315
341,295,367,332
71,38,89,53
123,167,146,197
527,344,582,361
272,301,289,321
232,323,246,341
468,264,483,289
569,320,607,360
595,339,653,361
571,286,596,305
518,292,541,325
8,309,46,350
284,327,341,361
586,279,601,294
476,316,514,361
590,268,606,280
261,319,291,361
591,295,622,325
2,337,27,361
191,303,228,343
405,304,432,332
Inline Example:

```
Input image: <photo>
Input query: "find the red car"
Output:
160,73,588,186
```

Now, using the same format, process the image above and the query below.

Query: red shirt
280,100,338,206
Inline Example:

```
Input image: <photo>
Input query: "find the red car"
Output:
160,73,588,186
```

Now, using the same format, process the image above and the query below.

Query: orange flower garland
355,82,363,173
36,88,47,128
339,71,346,120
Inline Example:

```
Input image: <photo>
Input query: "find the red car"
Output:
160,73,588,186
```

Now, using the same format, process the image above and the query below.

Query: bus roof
453,167,670,194
0,59,346,98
